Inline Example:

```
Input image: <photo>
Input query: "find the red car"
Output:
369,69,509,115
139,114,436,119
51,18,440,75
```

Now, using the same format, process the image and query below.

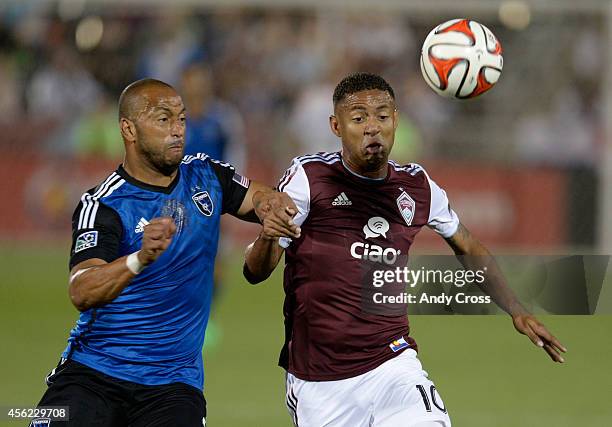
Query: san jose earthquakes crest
192,191,214,216
396,190,416,226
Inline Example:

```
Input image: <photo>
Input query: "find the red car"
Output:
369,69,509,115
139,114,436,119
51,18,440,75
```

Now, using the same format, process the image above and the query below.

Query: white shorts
285,349,451,427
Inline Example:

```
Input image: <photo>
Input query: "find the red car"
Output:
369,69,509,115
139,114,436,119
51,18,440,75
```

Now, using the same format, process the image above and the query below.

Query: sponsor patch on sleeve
232,173,250,189
74,231,99,253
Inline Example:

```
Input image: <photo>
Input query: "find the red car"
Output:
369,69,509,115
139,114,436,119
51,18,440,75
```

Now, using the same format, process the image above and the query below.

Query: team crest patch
29,418,51,427
396,190,416,226
74,231,98,253
192,191,214,216
389,336,410,352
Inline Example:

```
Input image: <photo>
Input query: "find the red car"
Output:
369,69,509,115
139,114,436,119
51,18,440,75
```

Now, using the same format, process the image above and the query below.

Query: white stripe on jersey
297,152,340,165
80,175,121,229
294,152,339,163
389,160,424,176
78,173,120,229
86,179,125,229
77,174,125,229
182,153,207,164
182,152,235,171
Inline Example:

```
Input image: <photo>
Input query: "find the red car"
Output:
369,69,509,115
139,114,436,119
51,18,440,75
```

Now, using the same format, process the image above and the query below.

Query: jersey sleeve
426,176,460,238
69,200,123,270
210,160,250,215
277,159,310,248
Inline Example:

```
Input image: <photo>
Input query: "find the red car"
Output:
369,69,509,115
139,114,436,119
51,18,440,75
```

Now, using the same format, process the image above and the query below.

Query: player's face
133,87,186,175
330,89,398,175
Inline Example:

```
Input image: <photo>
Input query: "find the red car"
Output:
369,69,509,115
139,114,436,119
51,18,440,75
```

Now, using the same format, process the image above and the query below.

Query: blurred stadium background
1,0,611,426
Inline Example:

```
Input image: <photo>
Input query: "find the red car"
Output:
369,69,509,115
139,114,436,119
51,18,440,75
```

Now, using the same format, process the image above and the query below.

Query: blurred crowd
0,4,605,176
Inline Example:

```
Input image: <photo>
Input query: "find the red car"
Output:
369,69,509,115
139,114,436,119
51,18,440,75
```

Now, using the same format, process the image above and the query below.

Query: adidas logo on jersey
332,192,352,206
135,217,150,234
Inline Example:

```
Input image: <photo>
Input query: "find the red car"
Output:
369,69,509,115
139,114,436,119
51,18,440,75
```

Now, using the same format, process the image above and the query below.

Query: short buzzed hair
118,78,175,121
332,72,395,106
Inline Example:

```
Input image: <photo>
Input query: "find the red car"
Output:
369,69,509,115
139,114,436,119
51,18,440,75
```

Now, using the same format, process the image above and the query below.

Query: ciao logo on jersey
350,217,401,265
192,191,214,216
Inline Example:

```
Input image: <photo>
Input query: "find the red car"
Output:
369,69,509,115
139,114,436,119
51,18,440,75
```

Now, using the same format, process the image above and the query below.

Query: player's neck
123,157,178,188
341,155,388,180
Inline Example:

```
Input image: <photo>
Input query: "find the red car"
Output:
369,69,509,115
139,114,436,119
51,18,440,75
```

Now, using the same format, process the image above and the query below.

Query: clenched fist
138,217,176,266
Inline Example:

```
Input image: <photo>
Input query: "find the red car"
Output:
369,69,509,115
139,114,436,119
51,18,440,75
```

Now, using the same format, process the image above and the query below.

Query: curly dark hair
332,72,395,106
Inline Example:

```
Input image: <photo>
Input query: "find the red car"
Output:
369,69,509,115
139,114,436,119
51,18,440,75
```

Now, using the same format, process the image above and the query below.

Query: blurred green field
1,243,611,427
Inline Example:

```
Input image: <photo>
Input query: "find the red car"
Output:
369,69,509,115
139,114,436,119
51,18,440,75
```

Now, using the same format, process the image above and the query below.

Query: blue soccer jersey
63,153,250,390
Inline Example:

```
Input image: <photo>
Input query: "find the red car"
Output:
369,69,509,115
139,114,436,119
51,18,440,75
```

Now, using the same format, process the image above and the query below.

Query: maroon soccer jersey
277,152,459,381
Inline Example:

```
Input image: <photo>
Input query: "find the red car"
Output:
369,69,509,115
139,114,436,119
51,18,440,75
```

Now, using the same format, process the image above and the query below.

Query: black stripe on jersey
278,164,299,192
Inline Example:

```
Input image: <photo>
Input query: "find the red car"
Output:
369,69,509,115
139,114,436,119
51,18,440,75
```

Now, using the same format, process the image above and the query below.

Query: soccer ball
420,19,503,99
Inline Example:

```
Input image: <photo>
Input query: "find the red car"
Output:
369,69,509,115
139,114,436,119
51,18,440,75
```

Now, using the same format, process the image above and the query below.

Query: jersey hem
287,347,411,382
67,352,204,391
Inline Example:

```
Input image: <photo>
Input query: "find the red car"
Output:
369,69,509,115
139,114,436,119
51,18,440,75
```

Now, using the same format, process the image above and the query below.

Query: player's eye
158,116,168,123
379,115,389,120
352,116,365,123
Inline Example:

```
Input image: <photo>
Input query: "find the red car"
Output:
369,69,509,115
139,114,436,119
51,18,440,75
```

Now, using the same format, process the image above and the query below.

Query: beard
139,141,183,176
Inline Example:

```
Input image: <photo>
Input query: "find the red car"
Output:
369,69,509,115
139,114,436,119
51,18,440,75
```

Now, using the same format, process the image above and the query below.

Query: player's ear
393,108,399,131
329,115,341,138
120,118,137,143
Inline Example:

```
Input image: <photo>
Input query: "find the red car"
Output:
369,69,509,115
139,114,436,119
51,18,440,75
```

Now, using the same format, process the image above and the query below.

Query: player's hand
138,217,177,266
512,314,567,363
253,191,301,239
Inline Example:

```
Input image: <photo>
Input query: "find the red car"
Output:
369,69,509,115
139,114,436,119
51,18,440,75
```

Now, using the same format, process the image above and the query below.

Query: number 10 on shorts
416,384,447,414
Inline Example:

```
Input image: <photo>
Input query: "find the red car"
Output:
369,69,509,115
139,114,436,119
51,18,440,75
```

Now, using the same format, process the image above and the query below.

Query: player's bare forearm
69,217,175,311
445,222,567,362
68,257,137,311
243,234,285,284
444,223,527,316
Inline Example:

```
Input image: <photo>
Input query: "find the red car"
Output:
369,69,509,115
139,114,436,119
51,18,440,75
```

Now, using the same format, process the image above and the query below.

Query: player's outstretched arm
68,218,176,311
444,222,567,363
243,207,295,284
235,181,301,239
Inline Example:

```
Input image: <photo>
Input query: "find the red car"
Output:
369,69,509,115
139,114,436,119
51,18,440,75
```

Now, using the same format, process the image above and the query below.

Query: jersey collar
340,156,390,183
116,165,181,194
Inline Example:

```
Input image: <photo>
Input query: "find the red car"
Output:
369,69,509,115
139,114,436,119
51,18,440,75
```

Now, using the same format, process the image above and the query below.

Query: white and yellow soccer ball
420,19,503,99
